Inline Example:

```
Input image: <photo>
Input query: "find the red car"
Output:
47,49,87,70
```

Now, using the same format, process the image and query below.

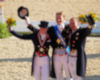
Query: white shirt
40,34,46,40
57,23,65,32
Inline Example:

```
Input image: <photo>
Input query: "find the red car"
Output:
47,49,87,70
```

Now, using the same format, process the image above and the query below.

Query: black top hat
18,6,29,19
86,15,95,26
39,21,48,28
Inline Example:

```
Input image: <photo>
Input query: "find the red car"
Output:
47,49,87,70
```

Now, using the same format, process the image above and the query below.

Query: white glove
25,16,31,25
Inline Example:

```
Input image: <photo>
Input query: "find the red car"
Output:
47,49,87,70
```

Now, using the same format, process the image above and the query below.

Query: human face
40,28,48,34
69,18,79,31
56,14,65,25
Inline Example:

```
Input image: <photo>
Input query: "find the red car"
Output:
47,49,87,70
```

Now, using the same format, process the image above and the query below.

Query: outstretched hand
25,16,31,26
6,17,16,31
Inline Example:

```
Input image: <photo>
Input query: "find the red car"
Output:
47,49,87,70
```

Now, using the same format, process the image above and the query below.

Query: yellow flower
90,12,95,16
10,18,15,22
6,17,16,27
79,14,87,24
90,12,98,22
79,12,98,25
92,14,96,18
7,18,15,24
80,21,84,24
91,13,97,18
79,14,86,18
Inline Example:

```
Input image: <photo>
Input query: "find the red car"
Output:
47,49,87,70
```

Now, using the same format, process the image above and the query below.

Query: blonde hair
56,12,65,18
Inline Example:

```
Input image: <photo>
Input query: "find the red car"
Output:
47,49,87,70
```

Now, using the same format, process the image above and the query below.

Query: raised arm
8,25,33,40
80,25,92,37
27,24,38,32
25,17,38,32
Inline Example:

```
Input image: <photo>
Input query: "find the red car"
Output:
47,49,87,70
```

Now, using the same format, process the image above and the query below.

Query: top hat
86,15,95,26
39,21,48,28
18,6,29,19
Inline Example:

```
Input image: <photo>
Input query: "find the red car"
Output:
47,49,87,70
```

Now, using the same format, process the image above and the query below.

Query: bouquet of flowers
6,17,16,27
90,12,98,22
79,14,87,24
78,12,98,26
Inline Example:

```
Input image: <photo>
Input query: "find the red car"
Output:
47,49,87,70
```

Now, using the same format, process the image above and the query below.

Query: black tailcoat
47,25,71,78
70,27,92,77
28,24,92,77
28,25,71,78
10,26,51,76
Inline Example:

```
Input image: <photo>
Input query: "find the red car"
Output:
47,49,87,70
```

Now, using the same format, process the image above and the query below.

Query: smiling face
69,18,79,31
56,12,65,25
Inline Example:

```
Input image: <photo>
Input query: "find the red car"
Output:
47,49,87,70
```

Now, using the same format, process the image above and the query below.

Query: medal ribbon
54,25,67,47
38,32,47,47
54,25,71,54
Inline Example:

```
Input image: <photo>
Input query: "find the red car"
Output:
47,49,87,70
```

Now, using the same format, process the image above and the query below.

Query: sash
54,25,71,54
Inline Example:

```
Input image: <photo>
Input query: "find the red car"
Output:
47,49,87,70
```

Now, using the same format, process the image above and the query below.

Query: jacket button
72,44,75,47
72,40,76,43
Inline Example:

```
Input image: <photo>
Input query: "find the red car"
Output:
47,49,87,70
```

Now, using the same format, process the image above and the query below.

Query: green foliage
0,22,12,38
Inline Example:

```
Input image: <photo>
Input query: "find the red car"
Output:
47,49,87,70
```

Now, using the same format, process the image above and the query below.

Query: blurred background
0,0,100,80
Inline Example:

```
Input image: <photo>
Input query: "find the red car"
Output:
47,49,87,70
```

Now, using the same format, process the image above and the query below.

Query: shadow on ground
86,75,100,80
87,53,100,59
50,75,100,80
0,57,32,62
0,53,100,62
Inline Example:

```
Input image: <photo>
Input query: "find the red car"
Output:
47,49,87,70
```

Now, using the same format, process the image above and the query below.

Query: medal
75,37,79,40
72,40,76,43
38,31,47,47
37,32,48,52
56,39,61,44
72,44,75,47
40,48,44,52
76,32,79,36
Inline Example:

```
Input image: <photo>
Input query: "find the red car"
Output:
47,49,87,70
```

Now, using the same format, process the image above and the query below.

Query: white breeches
34,56,49,80
54,54,70,80
68,52,82,80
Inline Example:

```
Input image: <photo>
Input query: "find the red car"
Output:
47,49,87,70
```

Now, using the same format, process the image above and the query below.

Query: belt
35,52,47,57
71,49,77,54
54,48,67,56
55,53,67,56
68,55,77,57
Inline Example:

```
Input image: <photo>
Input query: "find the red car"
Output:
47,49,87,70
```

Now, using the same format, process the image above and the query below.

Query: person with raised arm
7,20,51,80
